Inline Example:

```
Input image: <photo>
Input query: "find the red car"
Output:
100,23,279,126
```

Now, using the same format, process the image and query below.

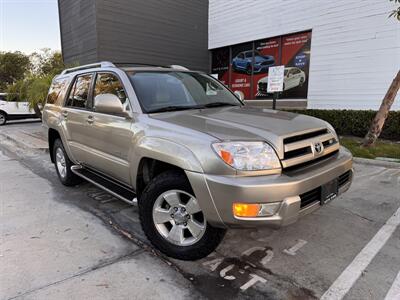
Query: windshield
127,71,242,113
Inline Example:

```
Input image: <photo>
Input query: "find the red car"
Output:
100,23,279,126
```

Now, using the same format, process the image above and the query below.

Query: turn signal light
233,203,260,217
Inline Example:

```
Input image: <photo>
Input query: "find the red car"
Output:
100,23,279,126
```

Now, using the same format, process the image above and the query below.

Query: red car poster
211,30,312,100
230,42,253,99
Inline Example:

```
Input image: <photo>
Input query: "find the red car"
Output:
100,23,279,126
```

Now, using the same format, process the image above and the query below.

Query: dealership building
58,0,400,110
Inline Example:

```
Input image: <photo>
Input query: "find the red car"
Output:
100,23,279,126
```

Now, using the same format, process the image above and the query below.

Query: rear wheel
139,170,226,260
0,112,7,126
53,139,82,186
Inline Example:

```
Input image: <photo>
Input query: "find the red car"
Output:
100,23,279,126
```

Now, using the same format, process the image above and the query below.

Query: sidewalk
0,146,199,299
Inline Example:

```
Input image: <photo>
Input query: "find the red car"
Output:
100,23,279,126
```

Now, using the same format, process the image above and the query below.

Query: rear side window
66,74,93,109
93,73,127,104
47,78,67,105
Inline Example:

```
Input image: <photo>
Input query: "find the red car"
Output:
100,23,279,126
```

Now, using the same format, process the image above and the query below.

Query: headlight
212,141,281,171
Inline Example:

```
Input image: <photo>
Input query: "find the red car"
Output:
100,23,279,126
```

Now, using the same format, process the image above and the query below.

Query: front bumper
186,147,353,229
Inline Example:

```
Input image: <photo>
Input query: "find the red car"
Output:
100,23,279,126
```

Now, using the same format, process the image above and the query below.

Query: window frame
64,72,95,111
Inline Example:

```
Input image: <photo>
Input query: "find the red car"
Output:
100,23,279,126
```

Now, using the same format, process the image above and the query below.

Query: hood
150,106,329,158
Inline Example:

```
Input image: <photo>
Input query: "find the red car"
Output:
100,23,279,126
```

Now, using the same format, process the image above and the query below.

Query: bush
288,109,400,141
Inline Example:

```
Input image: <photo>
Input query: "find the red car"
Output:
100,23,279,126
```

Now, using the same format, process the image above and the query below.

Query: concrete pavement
0,150,201,300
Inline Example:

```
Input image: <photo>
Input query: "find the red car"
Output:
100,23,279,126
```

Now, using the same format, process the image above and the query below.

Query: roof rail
169,65,189,70
61,61,116,75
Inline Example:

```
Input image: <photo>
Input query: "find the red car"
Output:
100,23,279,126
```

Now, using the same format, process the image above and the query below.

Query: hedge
288,110,400,141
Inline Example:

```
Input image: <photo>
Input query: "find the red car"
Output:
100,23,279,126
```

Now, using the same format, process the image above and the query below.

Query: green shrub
288,109,400,141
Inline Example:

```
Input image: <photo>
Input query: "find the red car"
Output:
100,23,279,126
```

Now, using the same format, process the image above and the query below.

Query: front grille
281,128,340,171
300,187,321,208
338,170,351,188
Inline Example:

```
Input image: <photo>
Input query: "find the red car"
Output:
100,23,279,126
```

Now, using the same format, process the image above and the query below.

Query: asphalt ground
1,121,399,300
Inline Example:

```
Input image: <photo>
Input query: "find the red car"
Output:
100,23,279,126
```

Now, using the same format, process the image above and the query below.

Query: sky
0,0,61,54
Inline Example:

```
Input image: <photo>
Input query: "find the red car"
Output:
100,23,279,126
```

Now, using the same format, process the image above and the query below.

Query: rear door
62,73,95,163
82,72,133,184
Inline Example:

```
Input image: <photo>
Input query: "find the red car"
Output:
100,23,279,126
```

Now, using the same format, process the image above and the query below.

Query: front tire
53,139,82,186
139,170,226,260
0,112,7,126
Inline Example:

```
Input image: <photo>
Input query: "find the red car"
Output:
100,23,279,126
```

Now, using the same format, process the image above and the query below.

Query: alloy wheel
152,189,206,246
55,148,67,179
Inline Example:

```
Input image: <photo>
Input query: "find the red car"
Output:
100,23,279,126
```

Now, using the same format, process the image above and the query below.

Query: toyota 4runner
43,62,353,260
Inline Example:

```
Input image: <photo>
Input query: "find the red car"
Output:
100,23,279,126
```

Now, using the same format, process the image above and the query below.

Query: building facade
209,0,400,110
58,0,400,110
58,0,209,72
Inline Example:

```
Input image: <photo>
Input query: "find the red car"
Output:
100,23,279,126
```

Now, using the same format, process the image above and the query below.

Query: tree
6,49,67,118
0,51,31,91
363,0,400,146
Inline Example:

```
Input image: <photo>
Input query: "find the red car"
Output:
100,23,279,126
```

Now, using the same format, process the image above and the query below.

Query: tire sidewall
0,112,6,126
139,171,225,260
53,139,80,186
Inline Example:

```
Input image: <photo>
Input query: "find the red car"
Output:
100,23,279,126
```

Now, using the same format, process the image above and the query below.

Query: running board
71,165,137,205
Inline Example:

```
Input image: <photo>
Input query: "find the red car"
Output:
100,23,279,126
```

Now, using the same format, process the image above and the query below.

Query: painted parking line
321,206,400,300
385,270,400,300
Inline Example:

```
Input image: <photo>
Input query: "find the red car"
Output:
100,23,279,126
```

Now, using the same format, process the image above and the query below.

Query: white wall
209,0,400,110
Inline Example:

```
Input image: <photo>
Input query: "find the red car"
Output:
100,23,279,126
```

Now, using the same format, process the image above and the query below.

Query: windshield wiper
147,105,200,113
200,102,241,108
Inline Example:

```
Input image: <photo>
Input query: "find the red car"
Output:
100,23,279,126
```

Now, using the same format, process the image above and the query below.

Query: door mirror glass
234,90,244,101
94,94,130,117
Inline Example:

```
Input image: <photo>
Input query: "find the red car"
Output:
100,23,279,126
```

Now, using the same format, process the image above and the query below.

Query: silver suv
43,62,353,260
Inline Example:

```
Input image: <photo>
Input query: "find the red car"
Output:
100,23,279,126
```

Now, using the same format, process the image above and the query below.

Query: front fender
130,136,204,189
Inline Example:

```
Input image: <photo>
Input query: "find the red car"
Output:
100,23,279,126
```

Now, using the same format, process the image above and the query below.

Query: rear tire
53,139,82,186
0,112,7,126
139,170,226,260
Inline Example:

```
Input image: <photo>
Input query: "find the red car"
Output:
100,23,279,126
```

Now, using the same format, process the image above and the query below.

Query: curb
0,131,49,153
353,157,400,169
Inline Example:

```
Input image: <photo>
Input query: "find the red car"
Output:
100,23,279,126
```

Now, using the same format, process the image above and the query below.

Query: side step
71,165,137,205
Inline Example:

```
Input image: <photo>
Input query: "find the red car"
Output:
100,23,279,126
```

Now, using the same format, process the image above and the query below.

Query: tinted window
93,73,126,104
0,95,6,101
245,52,253,58
47,78,67,105
128,71,241,113
66,74,93,108
238,53,244,59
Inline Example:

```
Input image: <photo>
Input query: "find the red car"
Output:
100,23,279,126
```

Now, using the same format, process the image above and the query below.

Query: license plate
321,179,338,205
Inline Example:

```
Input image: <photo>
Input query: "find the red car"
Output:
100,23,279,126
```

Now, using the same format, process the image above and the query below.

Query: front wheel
139,170,226,260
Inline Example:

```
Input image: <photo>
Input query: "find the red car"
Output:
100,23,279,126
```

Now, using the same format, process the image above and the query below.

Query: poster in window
211,47,230,86
280,31,312,99
253,37,280,99
231,42,253,99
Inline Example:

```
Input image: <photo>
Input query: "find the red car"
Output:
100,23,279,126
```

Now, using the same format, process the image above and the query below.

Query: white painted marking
242,246,265,256
261,249,274,266
321,206,400,300
385,270,400,300
283,239,308,256
202,257,223,272
220,264,236,280
240,274,267,291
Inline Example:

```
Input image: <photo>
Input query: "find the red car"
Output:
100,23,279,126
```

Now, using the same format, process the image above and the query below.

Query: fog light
233,203,281,218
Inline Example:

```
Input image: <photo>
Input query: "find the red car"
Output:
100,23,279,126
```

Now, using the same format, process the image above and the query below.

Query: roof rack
61,61,116,75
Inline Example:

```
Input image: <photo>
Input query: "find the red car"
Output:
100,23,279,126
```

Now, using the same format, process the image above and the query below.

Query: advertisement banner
211,47,230,86
253,37,280,99
231,42,253,99
280,31,312,99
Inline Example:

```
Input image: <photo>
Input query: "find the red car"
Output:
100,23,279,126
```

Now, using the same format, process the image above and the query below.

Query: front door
82,72,133,185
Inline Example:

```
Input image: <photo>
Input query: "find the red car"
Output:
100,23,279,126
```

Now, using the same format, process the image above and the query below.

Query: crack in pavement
6,248,145,300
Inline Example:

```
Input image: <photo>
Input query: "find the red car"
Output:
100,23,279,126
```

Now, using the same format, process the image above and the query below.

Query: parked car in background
232,50,275,74
257,67,306,95
0,93,38,126
43,62,353,261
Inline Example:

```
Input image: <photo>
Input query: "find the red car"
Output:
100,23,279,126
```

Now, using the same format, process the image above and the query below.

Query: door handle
87,115,94,124
62,111,68,118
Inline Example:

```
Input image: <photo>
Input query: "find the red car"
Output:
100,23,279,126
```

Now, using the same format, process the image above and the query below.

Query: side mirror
94,94,130,117
234,90,245,101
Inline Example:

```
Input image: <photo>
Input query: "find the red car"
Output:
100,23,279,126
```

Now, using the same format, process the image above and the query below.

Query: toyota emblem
314,142,323,154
